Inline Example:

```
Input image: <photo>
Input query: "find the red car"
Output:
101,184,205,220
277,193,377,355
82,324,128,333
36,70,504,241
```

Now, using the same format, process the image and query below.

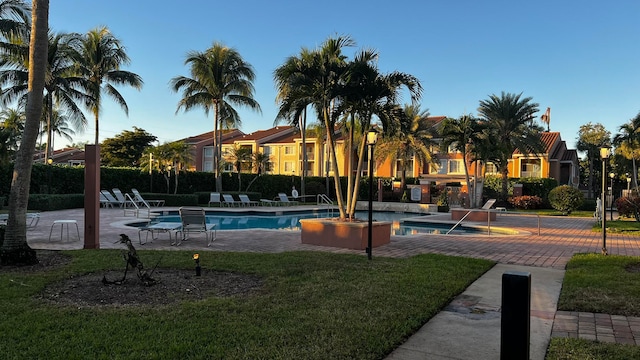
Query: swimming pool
130,209,500,236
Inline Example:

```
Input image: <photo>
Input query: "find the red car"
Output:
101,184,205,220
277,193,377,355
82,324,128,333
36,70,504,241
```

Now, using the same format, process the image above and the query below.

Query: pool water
136,210,490,236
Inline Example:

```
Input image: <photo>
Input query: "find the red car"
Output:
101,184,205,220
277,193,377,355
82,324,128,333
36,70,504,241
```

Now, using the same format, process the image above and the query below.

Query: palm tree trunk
1,0,48,265
588,153,594,199
300,108,307,198
345,112,355,217
213,103,221,192
348,130,368,217
45,93,52,161
324,109,345,219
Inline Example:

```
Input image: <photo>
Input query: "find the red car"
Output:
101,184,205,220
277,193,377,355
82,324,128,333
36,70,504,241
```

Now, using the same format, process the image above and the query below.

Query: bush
615,196,640,220
548,185,584,215
508,195,543,210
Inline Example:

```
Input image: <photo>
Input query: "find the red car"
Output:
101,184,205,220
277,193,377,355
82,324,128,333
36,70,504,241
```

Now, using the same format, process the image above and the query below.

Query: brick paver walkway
552,311,640,345
24,207,640,347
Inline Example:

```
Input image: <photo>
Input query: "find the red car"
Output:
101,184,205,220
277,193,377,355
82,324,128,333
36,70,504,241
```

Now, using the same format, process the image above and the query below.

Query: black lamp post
149,153,154,193
366,130,378,260
600,147,610,255
47,158,53,194
609,172,615,221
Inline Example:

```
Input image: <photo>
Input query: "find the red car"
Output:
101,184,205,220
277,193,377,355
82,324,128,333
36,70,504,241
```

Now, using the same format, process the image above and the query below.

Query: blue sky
49,0,640,150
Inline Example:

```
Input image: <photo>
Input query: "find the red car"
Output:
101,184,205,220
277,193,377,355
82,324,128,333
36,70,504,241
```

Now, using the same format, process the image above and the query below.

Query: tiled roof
514,131,560,154
183,129,246,146
236,126,294,141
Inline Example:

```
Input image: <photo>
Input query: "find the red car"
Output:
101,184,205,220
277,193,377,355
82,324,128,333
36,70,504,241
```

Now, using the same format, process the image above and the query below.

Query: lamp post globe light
600,147,610,255
366,130,378,260
609,172,615,221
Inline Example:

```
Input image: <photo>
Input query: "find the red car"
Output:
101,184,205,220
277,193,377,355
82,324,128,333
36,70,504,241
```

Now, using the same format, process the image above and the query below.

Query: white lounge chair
481,199,497,210
222,194,241,207
131,188,165,207
111,188,131,206
208,192,221,207
239,194,259,207
101,190,125,208
177,207,216,246
278,193,299,205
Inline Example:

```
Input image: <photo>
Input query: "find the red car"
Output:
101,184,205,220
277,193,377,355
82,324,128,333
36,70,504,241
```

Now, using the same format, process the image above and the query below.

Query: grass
556,253,640,316
518,208,595,217
592,219,640,235
0,250,493,360
546,253,640,359
546,338,640,359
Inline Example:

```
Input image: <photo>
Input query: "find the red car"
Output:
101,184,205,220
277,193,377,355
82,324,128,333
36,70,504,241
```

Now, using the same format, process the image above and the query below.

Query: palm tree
43,107,77,151
376,104,434,195
170,42,261,192
251,151,269,174
274,52,314,199
225,144,251,191
0,108,25,154
477,92,545,201
613,112,640,189
273,35,354,219
0,31,88,161
339,52,422,216
0,0,29,52
439,114,483,207
2,0,47,265
73,26,143,145
577,122,611,198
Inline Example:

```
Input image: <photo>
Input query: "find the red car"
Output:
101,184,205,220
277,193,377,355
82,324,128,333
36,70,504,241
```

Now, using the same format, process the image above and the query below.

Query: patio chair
260,198,278,206
208,192,221,207
111,188,131,206
278,193,299,205
239,194,259,207
101,190,125,208
100,191,113,208
177,207,216,246
131,188,165,207
222,194,241,207
481,199,497,210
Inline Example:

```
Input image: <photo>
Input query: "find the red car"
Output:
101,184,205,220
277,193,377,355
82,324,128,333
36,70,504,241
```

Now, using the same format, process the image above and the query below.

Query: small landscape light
193,253,201,276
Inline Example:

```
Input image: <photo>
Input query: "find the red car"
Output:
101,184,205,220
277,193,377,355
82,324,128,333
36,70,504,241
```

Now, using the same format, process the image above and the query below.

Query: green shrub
508,195,543,209
548,185,584,215
615,196,640,220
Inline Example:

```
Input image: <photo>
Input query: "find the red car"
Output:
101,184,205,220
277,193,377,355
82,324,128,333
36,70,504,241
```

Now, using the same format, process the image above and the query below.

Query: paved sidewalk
385,264,564,360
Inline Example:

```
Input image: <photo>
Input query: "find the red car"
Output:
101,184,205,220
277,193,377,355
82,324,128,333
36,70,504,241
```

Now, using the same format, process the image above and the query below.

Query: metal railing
123,193,150,218
447,209,541,236
317,194,334,218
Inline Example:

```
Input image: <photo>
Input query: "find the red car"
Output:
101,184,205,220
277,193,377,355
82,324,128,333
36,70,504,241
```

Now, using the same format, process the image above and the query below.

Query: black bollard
500,271,531,360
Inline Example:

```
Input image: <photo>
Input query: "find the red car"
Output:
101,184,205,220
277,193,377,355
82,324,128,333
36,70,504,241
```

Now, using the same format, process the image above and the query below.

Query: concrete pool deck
20,205,640,358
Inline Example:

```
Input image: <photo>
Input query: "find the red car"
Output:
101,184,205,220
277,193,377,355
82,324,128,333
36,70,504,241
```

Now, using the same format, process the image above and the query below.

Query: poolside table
137,222,182,245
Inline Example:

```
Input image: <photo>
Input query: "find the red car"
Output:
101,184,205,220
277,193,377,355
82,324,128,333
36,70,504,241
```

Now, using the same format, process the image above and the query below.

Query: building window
204,147,213,158
284,146,294,155
520,159,541,178
447,143,459,153
448,159,463,174
485,162,498,174
203,161,213,172
395,159,414,178
284,162,294,172
263,146,271,156
438,160,447,174
223,162,234,172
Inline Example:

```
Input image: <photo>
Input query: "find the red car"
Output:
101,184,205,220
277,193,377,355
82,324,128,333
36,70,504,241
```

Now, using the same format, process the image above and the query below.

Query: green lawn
546,254,640,359
0,250,493,360
593,219,640,235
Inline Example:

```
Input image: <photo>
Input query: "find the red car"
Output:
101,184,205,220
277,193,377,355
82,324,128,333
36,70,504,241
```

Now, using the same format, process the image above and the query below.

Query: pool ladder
317,194,334,218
